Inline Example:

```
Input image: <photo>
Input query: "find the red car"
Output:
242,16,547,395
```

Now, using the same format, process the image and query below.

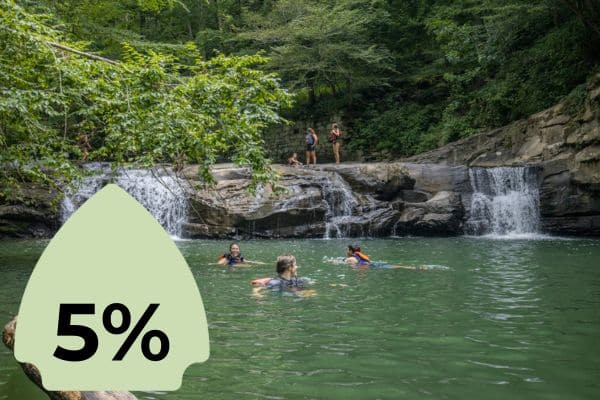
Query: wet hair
229,243,240,251
276,255,296,275
348,244,361,253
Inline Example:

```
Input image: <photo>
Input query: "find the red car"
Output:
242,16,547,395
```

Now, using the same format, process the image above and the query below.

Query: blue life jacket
306,133,315,145
224,253,244,265
353,254,370,265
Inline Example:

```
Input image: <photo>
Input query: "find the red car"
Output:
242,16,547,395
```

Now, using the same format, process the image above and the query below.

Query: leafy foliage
349,0,598,155
238,0,395,105
0,0,292,200
4,0,599,178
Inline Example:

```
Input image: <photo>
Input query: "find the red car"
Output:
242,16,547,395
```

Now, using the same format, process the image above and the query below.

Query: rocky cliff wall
0,185,59,239
177,162,470,239
408,73,600,235
1,75,598,239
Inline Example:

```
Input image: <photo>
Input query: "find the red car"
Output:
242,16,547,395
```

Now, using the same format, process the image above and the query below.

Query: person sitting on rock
287,152,303,167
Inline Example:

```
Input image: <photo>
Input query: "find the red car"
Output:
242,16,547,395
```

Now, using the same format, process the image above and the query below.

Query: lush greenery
1,0,598,199
0,0,292,200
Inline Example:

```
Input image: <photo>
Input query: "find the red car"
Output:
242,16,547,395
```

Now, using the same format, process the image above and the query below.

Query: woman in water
346,244,429,270
218,243,264,266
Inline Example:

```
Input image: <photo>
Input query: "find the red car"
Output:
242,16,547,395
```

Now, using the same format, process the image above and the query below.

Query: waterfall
322,173,359,238
466,166,541,236
61,164,188,238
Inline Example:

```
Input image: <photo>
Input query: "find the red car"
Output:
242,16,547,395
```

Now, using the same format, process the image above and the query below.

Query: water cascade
467,166,541,236
61,164,188,238
322,173,359,238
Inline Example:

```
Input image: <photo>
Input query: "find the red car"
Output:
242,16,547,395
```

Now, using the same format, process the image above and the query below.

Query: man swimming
266,255,311,290
252,255,315,297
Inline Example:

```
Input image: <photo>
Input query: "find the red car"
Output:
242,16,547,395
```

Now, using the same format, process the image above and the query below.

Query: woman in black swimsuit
330,123,341,164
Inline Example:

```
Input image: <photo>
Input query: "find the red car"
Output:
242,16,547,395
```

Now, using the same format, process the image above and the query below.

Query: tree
0,0,292,201
239,0,395,105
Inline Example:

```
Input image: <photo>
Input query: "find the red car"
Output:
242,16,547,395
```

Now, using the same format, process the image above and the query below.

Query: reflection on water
470,240,542,322
0,238,599,400
466,241,546,384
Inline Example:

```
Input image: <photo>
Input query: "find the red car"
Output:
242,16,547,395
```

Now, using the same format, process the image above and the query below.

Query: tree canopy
1,0,598,199
0,0,292,200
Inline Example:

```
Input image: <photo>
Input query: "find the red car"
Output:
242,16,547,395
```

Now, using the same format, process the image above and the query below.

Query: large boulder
318,163,415,200
185,166,330,238
393,191,465,236
0,185,60,238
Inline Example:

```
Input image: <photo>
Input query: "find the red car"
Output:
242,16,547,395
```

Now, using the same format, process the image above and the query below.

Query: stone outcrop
0,75,597,238
408,73,600,235
0,184,60,239
179,162,467,238
2,317,137,400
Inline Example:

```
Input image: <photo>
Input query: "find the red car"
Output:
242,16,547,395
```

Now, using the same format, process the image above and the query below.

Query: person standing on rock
305,128,318,166
329,123,342,164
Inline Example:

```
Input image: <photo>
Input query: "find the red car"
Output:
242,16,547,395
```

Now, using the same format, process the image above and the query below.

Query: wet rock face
181,163,469,238
393,191,465,236
0,185,60,239
408,73,600,236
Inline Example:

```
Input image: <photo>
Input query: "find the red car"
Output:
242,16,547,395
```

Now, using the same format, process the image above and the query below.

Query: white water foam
61,164,188,238
322,173,359,239
467,167,541,237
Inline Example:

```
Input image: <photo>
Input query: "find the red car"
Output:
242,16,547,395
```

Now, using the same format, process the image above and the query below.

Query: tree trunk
3,317,137,400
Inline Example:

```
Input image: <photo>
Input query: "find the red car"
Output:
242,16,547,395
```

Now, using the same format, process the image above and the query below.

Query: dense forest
1,0,599,197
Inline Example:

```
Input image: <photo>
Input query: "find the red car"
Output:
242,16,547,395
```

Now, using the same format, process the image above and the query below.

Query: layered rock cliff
178,162,470,238
1,74,598,238
408,73,600,235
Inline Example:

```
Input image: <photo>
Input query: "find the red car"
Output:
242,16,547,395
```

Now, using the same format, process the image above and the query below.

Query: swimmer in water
267,255,311,290
217,243,264,266
346,244,429,270
252,255,315,297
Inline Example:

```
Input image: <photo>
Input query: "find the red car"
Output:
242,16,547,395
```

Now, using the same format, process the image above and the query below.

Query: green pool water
0,237,599,400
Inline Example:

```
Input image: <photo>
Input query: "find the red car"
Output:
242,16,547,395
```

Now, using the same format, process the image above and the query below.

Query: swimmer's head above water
346,244,370,264
229,243,240,256
218,242,244,265
276,255,298,278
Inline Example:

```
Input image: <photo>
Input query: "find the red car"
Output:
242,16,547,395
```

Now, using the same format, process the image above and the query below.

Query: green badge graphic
14,184,209,391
